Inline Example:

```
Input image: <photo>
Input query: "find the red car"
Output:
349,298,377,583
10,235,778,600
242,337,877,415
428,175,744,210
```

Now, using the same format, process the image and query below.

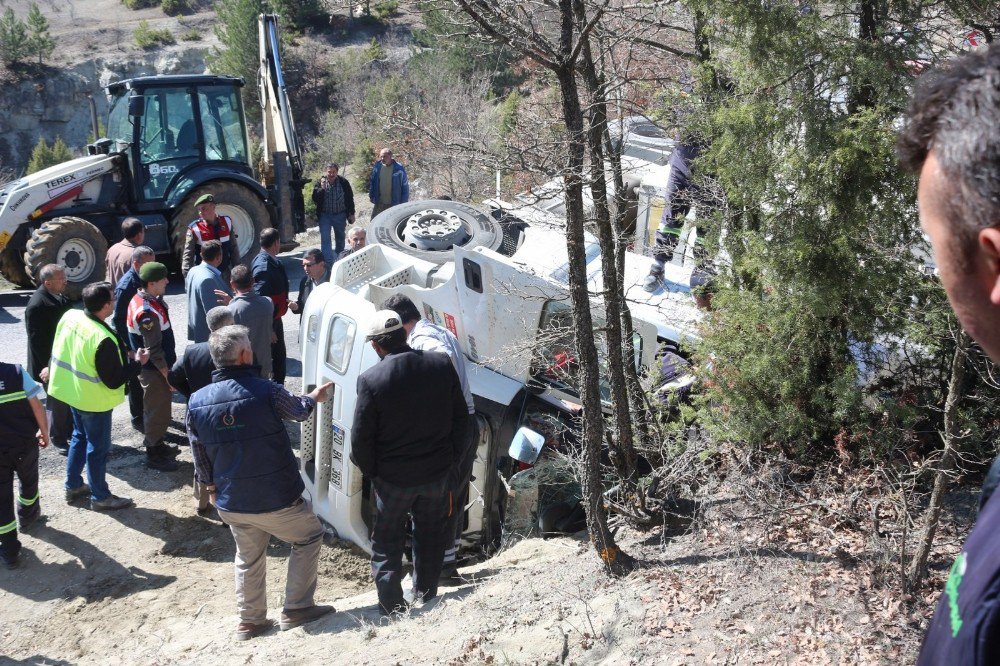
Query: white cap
366,310,404,339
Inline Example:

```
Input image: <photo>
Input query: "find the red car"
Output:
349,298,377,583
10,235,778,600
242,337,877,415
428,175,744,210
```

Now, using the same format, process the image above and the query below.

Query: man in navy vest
0,362,49,568
900,43,1000,664
187,325,335,641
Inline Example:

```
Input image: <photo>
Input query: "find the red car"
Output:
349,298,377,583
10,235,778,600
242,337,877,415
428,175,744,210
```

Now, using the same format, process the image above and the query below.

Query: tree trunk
554,0,634,576
907,332,969,590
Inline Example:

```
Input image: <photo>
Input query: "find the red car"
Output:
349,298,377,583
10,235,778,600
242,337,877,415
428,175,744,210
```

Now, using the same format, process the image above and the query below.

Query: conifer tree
26,3,53,65
0,7,28,67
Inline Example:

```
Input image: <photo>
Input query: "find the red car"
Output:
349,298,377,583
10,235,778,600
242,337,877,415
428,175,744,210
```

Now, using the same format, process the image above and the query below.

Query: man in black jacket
169,306,235,514
311,163,356,265
251,229,290,385
350,310,469,616
288,249,327,320
24,264,72,455
112,246,154,432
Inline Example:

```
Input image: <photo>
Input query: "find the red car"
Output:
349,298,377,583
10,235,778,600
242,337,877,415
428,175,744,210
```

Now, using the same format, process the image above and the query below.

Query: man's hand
348,214,356,224
288,301,299,314
136,348,150,365
215,289,232,306
309,381,335,404
36,429,49,449
39,367,49,384
271,332,278,344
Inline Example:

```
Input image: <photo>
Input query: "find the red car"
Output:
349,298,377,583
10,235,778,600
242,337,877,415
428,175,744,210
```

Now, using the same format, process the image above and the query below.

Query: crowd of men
3,148,486,640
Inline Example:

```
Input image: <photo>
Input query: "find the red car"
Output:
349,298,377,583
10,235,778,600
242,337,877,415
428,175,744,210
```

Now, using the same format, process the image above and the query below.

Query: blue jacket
918,486,1000,665
187,366,304,513
112,268,142,344
368,160,409,207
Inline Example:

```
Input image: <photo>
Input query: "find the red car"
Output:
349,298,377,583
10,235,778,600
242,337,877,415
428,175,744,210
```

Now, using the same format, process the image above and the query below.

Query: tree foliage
26,3,53,64
0,7,29,67
210,0,266,120
27,137,73,174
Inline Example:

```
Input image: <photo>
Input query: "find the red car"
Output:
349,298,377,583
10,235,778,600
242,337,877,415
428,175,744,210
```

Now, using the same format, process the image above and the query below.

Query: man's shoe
18,505,42,532
91,495,134,511
53,442,69,457
279,604,334,631
0,544,21,569
439,563,461,583
146,455,179,472
65,484,91,503
131,417,144,433
643,271,664,293
235,619,275,641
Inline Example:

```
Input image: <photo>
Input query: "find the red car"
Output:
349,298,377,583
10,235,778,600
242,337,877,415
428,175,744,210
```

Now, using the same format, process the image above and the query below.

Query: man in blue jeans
311,163,356,265
48,282,148,511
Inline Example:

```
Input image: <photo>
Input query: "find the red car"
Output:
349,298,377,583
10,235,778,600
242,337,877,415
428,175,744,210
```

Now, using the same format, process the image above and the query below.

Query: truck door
300,289,378,551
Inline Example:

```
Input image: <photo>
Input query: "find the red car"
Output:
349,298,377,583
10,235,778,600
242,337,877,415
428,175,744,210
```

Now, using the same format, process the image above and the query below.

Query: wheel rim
400,209,471,251
217,204,254,259
57,238,97,281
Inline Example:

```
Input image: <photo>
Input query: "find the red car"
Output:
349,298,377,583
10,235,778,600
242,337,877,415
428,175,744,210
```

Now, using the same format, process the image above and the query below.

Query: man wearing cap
350,310,469,616
113,246,155,432
126,262,179,472
182,194,238,280
50,282,147,511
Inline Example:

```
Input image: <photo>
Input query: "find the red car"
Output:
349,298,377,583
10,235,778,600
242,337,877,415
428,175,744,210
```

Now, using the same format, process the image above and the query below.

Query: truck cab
299,201,702,554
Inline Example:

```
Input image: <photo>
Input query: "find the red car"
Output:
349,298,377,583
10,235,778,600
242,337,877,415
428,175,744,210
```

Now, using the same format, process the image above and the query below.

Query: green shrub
160,0,187,16
27,136,73,174
134,20,175,49
121,0,158,9
372,0,398,21
179,28,201,41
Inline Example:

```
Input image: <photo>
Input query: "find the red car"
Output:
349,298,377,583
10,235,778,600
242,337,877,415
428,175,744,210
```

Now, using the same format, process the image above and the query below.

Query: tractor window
107,95,132,145
198,87,248,165
138,87,198,201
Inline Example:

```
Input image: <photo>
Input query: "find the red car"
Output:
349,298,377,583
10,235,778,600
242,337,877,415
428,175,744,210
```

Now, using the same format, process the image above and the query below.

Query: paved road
0,249,310,484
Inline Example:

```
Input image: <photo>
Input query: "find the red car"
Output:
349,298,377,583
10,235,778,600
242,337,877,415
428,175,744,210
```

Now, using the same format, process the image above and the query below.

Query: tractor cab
104,75,253,207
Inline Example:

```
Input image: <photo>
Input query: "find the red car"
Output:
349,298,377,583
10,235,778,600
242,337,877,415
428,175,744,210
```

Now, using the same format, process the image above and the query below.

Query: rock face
0,46,209,174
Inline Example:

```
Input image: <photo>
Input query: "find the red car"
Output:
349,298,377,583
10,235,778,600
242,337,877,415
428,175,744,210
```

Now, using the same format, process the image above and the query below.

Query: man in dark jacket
311,163,356,265
900,44,1000,665
24,264,72,454
350,310,469,616
187,325,334,641
113,246,154,432
251,228,290,385
169,306,234,515
288,249,328,320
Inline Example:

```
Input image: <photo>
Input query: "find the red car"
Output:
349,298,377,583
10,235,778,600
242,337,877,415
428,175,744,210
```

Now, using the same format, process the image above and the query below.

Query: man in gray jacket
227,265,274,380
185,241,232,344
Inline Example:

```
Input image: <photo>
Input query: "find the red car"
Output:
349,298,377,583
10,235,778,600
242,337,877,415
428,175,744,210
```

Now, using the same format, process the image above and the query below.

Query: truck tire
171,181,269,266
0,224,34,288
24,217,107,301
369,200,505,265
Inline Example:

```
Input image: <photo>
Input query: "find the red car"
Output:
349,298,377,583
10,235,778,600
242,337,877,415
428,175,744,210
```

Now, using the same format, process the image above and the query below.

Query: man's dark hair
380,293,420,325
83,282,113,314
899,45,1000,262
260,228,280,249
231,264,254,290
122,217,144,241
304,248,325,265
372,327,407,353
201,239,223,262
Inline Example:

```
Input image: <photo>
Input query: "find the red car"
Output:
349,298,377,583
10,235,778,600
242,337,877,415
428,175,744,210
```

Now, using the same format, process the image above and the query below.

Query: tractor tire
171,181,269,267
368,200,505,265
0,223,34,288
24,217,107,301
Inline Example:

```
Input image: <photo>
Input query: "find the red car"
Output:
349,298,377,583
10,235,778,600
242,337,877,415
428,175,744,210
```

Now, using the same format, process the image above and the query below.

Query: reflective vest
0,362,36,444
48,310,125,412
187,366,304,513
188,215,235,269
125,292,176,367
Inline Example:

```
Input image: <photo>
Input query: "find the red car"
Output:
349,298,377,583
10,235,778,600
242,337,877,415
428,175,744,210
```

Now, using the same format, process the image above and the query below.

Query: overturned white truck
298,198,701,555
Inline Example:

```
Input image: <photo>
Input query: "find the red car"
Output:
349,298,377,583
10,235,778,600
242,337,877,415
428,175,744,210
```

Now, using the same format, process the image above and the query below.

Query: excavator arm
258,13,307,243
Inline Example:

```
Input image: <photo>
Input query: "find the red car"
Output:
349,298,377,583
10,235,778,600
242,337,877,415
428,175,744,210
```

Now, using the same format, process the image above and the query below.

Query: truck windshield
530,300,643,403
107,94,131,145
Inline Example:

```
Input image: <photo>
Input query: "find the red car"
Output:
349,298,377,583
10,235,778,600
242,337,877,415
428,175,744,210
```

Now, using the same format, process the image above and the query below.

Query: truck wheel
0,224,34,288
171,181,269,266
368,200,505,265
24,217,107,301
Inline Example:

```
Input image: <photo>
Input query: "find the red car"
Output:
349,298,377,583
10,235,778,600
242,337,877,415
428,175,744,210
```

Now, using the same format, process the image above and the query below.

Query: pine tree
26,3,53,65
209,0,266,120
50,137,73,164
0,7,28,67
26,137,54,174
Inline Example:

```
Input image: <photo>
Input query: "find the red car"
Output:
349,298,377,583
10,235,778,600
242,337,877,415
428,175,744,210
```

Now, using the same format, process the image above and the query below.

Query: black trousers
371,476,448,614
0,442,40,556
272,317,287,385
443,417,479,565
127,373,144,422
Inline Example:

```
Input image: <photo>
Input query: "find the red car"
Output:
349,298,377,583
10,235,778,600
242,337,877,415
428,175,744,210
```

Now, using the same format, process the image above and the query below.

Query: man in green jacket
49,283,148,511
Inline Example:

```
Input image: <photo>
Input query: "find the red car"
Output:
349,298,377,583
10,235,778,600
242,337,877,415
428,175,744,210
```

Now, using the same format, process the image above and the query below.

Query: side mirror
128,95,145,118
508,427,545,465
